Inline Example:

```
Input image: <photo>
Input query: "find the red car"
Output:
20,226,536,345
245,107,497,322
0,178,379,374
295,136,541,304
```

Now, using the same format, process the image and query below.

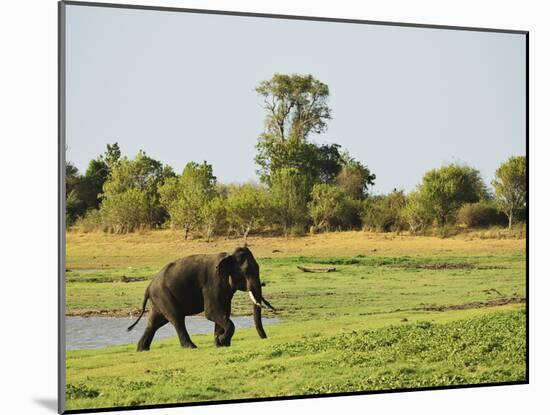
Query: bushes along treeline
66,74,526,237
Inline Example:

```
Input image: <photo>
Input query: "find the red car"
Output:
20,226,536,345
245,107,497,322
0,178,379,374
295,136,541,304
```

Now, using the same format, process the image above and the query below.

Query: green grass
65,231,526,410
66,307,525,410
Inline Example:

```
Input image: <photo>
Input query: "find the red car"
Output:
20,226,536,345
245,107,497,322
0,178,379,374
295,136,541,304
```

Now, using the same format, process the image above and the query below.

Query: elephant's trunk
260,295,276,311
248,280,275,339
253,303,267,339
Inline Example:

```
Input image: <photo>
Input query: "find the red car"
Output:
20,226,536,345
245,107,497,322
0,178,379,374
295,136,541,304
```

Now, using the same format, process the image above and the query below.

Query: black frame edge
61,0,528,35
58,1,67,414
63,380,529,415
524,31,529,384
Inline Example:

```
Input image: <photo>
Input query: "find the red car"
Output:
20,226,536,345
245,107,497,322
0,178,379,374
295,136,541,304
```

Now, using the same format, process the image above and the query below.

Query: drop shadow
34,398,57,413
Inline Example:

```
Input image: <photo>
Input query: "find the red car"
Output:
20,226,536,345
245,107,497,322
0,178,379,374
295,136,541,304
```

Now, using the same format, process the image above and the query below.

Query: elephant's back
152,254,220,314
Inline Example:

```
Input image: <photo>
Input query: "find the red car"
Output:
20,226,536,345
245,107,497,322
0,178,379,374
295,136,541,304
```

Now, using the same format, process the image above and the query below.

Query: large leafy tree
255,73,340,186
255,73,331,142
419,164,488,226
492,155,527,229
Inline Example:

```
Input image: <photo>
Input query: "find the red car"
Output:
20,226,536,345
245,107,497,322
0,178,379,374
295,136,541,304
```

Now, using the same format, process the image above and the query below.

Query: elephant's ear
216,255,234,280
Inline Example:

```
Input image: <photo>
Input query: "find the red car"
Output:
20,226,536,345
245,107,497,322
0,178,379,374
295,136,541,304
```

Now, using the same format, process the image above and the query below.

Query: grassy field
65,230,526,411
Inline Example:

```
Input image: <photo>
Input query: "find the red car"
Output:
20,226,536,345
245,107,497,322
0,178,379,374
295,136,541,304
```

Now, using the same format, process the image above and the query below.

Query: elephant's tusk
249,291,267,309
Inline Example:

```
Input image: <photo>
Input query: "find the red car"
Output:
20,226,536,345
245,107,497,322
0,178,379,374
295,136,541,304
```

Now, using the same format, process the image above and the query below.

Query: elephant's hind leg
152,290,197,349
175,317,196,349
137,308,168,352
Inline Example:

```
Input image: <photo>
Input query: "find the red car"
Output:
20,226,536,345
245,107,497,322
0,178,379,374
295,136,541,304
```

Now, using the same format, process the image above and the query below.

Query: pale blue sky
65,4,526,193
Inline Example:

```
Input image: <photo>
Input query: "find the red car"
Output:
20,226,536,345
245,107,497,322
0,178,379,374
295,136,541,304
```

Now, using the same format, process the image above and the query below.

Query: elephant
127,247,275,351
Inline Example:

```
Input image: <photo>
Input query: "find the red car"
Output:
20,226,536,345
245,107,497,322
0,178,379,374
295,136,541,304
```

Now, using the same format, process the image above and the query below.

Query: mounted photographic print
59,1,528,413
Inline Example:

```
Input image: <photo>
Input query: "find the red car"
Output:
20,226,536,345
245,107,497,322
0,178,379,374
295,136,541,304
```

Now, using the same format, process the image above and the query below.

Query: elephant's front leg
205,296,234,347
215,318,235,347
206,311,234,347
214,323,225,347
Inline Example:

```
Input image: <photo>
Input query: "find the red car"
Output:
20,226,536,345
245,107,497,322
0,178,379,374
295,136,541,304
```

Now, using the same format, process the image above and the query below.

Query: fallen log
297,266,337,273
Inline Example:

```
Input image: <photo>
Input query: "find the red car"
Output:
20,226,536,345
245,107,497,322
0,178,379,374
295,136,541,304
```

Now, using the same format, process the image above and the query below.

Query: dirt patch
65,306,260,318
416,263,475,270
397,262,505,270
414,297,525,312
66,277,115,283
66,308,145,317
358,297,525,317
66,275,149,283
120,275,149,283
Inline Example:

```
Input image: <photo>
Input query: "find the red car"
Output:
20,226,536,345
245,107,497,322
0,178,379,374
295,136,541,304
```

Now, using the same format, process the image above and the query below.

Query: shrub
201,196,228,241
270,168,311,233
308,184,348,231
100,188,151,233
401,191,433,234
226,183,271,242
158,161,218,239
361,191,407,232
456,201,507,228
290,224,307,237
419,164,488,226
74,209,105,232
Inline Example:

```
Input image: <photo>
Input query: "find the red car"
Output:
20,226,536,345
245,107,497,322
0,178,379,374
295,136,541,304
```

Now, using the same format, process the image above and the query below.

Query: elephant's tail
127,288,149,331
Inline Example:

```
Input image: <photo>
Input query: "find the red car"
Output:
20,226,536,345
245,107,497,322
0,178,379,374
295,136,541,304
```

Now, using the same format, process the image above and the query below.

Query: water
65,315,281,350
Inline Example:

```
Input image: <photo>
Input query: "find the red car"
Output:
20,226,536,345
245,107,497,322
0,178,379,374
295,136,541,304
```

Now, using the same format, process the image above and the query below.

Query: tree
76,143,123,214
65,162,86,224
255,73,339,186
335,153,376,199
418,164,488,226
255,73,331,142
104,142,121,169
226,184,271,243
314,144,344,184
159,161,217,239
256,137,345,186
492,155,527,229
269,168,311,233
82,158,109,210
308,184,348,231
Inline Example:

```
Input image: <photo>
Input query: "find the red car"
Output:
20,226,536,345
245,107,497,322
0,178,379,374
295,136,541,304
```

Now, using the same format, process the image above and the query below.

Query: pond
65,315,281,350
